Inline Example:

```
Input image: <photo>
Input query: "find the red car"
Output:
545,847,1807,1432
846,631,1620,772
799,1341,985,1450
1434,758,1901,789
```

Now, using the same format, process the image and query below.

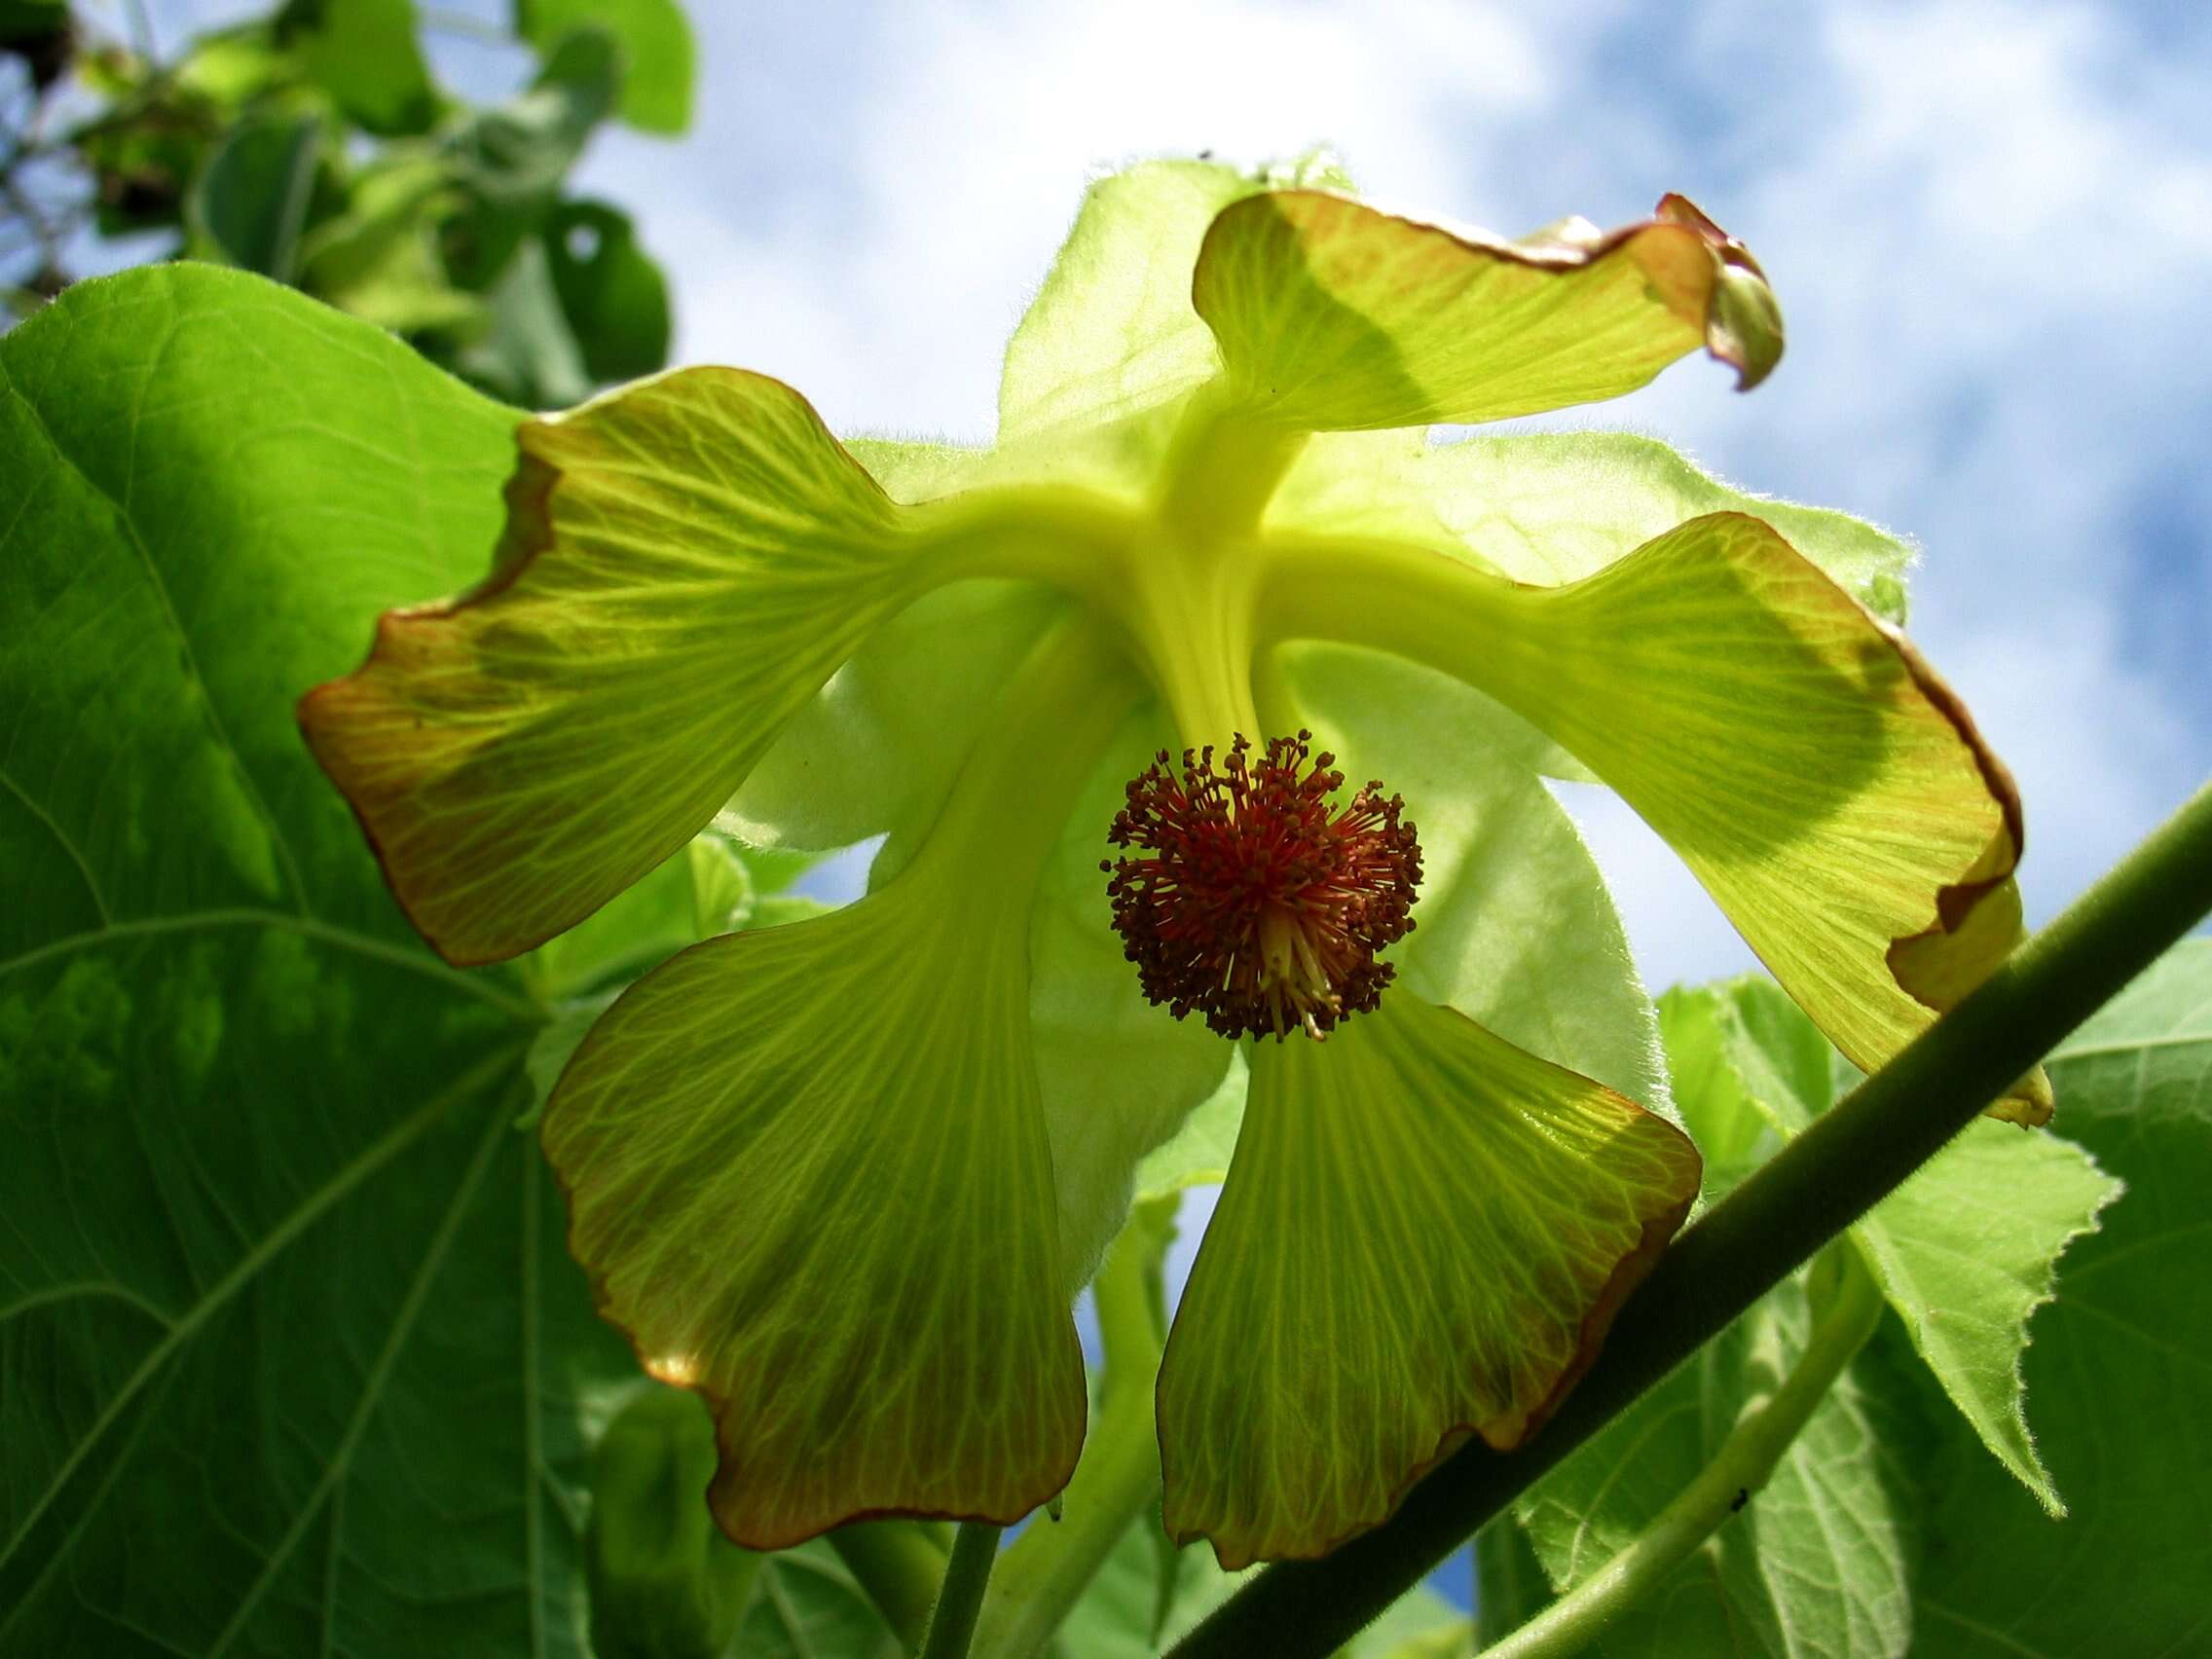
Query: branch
1171,777,2212,1659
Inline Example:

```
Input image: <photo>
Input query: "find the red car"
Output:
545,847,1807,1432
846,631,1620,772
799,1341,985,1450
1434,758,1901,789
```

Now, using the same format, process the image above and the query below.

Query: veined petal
1277,640,1668,1110
1158,997,1699,1567
1029,702,1235,1292
1193,191,1778,433
1267,512,2047,1124
543,881,1084,1546
541,621,1141,1546
300,367,914,964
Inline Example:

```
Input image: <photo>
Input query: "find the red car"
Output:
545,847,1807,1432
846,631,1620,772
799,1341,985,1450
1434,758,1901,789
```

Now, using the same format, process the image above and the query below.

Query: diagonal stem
972,1198,1175,1659
1171,777,2212,1659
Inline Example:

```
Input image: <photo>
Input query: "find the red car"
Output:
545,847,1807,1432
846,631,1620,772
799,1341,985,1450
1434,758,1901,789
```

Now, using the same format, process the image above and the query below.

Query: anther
1101,731,1422,1041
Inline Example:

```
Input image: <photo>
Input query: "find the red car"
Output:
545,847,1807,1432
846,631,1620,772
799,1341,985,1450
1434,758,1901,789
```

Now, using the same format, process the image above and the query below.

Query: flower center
1102,731,1422,1041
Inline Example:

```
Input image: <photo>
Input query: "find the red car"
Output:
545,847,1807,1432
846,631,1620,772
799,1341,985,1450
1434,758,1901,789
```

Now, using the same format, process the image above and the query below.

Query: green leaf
586,1384,758,1659
299,151,486,336
1473,1519,1554,1647
1058,1506,1464,1658
450,229,594,408
547,200,672,384
735,1541,903,1659
0,266,641,1652
189,111,324,282
442,26,622,291
1891,940,2212,1655
1660,977,2120,1513
1194,191,1779,432
1515,1277,1921,1658
519,0,694,134
282,0,440,137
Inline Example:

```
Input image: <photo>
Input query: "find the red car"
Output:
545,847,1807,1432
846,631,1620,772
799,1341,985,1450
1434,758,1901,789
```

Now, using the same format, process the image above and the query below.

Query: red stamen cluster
1102,731,1422,1042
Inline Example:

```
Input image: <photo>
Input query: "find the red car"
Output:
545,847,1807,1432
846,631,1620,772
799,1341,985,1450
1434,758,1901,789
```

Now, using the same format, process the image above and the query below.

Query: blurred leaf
736,1541,903,1659
1891,940,2212,1655
442,26,620,294
298,151,485,335
588,1385,757,1659
0,0,69,91
281,0,439,136
547,200,671,383
519,0,694,134
189,110,323,280
0,265,644,1653
452,230,591,408
1660,977,2120,1512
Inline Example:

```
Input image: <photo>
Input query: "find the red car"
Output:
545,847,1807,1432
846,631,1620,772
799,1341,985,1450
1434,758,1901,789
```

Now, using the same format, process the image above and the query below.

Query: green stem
972,1199,1176,1659
921,1524,1006,1659
1172,777,2212,1659
1479,1244,1884,1659
826,1522,948,1652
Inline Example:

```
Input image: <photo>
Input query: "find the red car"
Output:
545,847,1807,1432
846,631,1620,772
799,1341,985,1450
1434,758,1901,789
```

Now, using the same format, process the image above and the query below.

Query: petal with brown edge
1157,997,1698,1568
541,879,1086,1548
1192,190,1780,433
1264,510,2046,1124
299,367,914,965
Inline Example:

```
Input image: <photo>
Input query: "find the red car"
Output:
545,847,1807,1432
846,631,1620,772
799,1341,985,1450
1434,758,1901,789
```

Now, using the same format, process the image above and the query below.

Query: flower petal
1267,511,2046,1124
998,158,1261,440
1194,191,1778,432
1268,427,1911,623
299,367,915,964
542,885,1086,1547
1277,640,1667,1108
542,618,1136,1546
1157,997,1699,1567
1028,701,1235,1291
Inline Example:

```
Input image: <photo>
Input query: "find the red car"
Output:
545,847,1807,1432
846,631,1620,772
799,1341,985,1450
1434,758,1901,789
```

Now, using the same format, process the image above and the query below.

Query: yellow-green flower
301,157,2039,1568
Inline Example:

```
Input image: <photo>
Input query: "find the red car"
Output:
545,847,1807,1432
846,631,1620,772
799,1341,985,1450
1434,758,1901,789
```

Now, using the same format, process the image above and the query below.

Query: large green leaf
0,266,645,1653
1057,1507,1467,1658
735,1541,903,1659
1659,977,2120,1512
1514,1278,1923,1659
1895,940,2212,1655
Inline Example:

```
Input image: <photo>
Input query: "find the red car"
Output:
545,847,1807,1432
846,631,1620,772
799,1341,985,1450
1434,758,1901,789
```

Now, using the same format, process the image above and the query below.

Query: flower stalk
971,1198,1177,1659
920,1524,1007,1659
1171,776,2212,1659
